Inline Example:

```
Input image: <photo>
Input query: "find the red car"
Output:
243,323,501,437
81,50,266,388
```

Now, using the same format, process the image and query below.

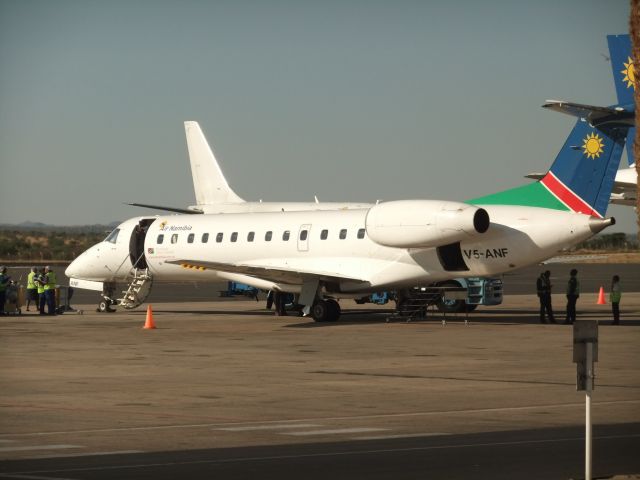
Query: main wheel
311,300,330,322
325,299,341,321
436,281,467,313
98,301,109,313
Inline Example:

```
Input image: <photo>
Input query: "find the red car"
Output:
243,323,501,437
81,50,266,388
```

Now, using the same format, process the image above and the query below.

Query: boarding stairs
118,267,153,309
388,287,443,322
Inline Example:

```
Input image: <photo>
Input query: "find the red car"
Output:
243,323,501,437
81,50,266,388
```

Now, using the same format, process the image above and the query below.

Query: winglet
184,121,245,204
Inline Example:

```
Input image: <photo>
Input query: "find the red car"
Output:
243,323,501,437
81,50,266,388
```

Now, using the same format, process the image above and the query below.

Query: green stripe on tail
467,182,570,211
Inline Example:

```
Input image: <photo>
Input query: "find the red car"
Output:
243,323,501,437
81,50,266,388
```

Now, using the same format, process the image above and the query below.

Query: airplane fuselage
66,204,604,294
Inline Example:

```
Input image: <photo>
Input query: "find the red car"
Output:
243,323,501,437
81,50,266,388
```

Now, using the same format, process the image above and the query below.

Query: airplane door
297,224,311,252
129,218,155,269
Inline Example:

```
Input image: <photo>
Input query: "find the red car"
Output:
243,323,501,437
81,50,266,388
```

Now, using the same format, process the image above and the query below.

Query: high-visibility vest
611,283,622,303
37,277,45,294
27,272,36,290
566,277,580,295
44,271,57,290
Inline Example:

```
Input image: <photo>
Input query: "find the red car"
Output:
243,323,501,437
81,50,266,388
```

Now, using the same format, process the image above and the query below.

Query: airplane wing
166,259,369,286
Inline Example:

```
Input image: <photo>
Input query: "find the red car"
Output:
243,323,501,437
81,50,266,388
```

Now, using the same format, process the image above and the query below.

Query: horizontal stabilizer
542,100,633,127
126,203,203,214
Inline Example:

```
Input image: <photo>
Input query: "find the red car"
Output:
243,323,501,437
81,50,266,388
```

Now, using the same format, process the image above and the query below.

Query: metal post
585,342,593,480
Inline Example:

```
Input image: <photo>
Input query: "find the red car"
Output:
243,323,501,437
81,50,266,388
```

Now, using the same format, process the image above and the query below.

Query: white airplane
66,101,629,322
127,121,372,215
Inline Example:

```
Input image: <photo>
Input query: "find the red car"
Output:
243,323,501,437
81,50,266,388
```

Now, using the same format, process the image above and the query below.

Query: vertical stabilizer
606,34,636,166
541,120,627,217
606,34,635,106
184,121,245,204
469,116,628,218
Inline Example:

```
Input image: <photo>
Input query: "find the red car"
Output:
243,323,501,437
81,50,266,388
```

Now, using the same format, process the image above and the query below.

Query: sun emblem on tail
582,132,604,159
621,56,636,89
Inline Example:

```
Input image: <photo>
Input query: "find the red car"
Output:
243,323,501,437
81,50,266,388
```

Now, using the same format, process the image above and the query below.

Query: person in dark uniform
564,269,579,325
273,291,288,316
0,266,10,315
536,270,555,323
610,275,621,325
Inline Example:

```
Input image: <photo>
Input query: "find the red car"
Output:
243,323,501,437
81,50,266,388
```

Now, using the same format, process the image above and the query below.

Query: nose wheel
97,282,117,313
97,299,116,313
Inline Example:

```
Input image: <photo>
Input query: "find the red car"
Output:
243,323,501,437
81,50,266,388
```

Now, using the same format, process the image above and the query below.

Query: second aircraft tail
184,121,245,205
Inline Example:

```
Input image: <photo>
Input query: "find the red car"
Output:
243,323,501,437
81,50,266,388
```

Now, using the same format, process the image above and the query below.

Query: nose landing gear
97,283,117,313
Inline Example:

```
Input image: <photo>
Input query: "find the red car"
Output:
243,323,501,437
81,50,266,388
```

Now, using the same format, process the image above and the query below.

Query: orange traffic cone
143,305,156,329
596,286,606,305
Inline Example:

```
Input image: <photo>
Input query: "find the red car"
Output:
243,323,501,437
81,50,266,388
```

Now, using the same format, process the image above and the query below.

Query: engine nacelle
365,200,489,248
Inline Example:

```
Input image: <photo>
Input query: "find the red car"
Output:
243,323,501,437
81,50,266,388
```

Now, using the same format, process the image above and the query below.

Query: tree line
0,230,106,261
0,229,637,261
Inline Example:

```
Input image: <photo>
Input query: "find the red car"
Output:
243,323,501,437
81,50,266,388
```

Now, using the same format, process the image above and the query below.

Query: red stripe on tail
541,172,602,218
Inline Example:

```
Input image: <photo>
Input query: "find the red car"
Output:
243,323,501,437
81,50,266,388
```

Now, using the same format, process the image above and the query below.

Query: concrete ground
0,292,638,478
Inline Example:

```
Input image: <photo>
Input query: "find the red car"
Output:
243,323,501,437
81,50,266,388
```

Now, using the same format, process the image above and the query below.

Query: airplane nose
65,259,78,278
66,251,91,279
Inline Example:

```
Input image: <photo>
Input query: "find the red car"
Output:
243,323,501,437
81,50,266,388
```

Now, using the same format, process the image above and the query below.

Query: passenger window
202,233,209,243
157,234,164,244
104,228,120,244
171,234,178,244
265,231,272,241
320,229,328,240
339,229,347,240
231,232,238,242
357,228,365,239
216,232,223,243
300,230,308,241
282,231,290,241
187,233,195,243
247,232,255,242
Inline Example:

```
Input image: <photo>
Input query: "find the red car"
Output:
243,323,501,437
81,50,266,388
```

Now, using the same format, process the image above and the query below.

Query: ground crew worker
611,275,622,325
43,266,57,315
273,292,288,316
26,267,39,311
536,270,555,324
564,269,579,325
36,268,47,314
0,266,10,315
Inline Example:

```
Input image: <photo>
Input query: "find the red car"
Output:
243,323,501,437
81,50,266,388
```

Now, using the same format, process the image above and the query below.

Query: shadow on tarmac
1,423,638,480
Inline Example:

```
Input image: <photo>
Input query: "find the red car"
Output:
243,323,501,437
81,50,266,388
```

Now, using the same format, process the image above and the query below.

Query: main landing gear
311,298,341,322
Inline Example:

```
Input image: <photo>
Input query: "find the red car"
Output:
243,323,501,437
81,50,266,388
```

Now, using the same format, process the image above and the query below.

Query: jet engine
365,200,489,248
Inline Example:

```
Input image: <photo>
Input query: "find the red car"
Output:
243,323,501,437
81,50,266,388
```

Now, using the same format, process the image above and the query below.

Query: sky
0,0,636,232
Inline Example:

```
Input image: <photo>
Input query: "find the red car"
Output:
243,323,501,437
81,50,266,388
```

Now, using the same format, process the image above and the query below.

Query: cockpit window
104,228,120,244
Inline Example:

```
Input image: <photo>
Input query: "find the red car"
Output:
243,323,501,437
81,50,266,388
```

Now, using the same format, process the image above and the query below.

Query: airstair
118,268,153,309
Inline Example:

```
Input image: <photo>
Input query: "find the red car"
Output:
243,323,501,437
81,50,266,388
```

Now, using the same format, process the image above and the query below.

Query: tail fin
184,121,245,205
469,111,628,218
607,34,636,166
607,34,635,106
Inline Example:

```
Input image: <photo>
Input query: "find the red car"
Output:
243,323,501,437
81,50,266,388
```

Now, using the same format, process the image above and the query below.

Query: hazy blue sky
0,0,635,231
